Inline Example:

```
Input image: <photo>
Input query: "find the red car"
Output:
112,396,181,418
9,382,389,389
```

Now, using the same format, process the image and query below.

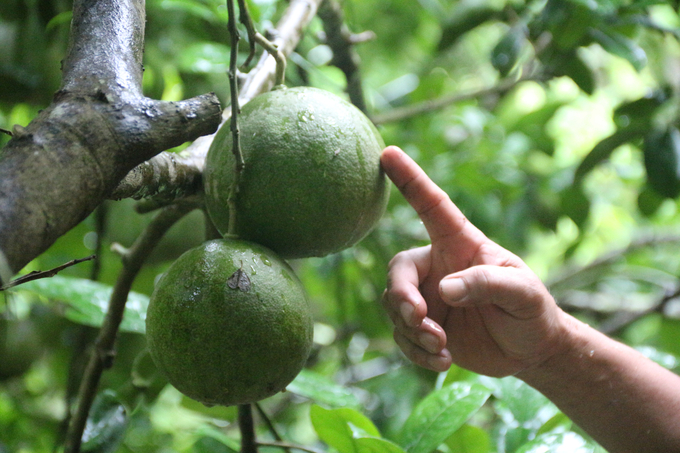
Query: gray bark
109,0,324,204
0,0,222,275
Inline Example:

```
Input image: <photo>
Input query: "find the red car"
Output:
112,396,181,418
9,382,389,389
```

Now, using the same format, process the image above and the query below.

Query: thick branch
0,0,222,274
111,0,323,203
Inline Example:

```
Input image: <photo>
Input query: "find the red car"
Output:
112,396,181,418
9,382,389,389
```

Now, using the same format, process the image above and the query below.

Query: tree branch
0,255,95,291
547,233,680,291
370,75,542,125
0,0,222,275
317,0,371,113
110,0,323,205
63,201,196,453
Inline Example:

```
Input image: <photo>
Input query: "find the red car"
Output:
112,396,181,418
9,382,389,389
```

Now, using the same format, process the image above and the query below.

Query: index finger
380,146,485,244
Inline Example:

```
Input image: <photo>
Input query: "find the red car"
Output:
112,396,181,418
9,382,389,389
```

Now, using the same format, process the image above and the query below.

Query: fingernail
419,332,441,354
400,302,415,325
440,278,466,303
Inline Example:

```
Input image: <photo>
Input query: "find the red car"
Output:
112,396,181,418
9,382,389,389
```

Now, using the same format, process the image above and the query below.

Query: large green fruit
204,86,389,259
145,239,313,406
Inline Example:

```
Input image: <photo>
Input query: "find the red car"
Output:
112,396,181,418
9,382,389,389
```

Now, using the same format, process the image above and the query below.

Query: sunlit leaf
399,382,491,453
19,275,148,334
588,26,647,71
355,437,407,453
515,431,595,452
311,405,382,453
444,424,491,453
287,369,362,409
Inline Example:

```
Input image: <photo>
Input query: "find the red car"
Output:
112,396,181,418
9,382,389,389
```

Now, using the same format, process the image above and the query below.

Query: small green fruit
145,239,313,407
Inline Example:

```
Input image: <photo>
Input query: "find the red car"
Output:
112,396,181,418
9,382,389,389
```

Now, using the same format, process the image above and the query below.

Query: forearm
517,313,680,453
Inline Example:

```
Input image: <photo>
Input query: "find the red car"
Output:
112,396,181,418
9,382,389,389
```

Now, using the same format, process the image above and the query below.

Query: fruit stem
254,32,286,87
227,0,245,236
238,404,258,453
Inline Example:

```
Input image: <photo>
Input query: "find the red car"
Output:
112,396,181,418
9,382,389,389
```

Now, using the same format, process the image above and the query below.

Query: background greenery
2,0,680,451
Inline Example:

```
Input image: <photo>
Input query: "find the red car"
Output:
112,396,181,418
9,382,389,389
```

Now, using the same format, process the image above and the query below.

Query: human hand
381,146,569,376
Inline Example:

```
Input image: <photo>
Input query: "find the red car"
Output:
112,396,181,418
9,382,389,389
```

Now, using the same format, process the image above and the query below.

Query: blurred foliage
2,0,680,452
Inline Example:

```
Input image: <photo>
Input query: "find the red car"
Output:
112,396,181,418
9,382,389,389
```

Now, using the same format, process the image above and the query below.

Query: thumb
439,265,552,319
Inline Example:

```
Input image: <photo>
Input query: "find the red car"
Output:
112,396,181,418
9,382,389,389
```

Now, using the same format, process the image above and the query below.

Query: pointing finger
380,146,486,246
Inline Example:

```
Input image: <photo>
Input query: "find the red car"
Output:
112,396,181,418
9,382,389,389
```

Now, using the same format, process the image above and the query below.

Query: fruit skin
145,239,313,407
204,86,389,259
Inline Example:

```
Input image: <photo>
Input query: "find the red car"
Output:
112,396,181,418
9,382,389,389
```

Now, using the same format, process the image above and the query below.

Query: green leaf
515,431,594,452
559,185,590,228
491,24,527,77
485,377,555,426
560,53,595,95
637,185,665,217
539,0,597,50
438,5,502,51
287,369,362,409
399,382,491,453
19,275,149,334
444,424,491,453
614,90,668,129
355,437,407,453
588,26,647,71
178,42,230,74
508,101,565,156
81,390,128,453
45,11,73,33
154,0,228,23
311,405,382,453
643,127,680,199
574,127,644,184
491,25,527,77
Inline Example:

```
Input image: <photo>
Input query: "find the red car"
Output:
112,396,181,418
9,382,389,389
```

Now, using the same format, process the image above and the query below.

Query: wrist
515,311,592,386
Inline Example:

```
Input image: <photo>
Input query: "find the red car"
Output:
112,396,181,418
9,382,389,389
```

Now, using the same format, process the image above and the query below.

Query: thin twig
370,75,543,125
237,0,258,68
547,233,680,291
0,127,11,137
63,201,197,453
239,404,258,453
0,255,95,291
255,403,291,453
253,33,286,86
599,284,680,336
227,0,245,237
